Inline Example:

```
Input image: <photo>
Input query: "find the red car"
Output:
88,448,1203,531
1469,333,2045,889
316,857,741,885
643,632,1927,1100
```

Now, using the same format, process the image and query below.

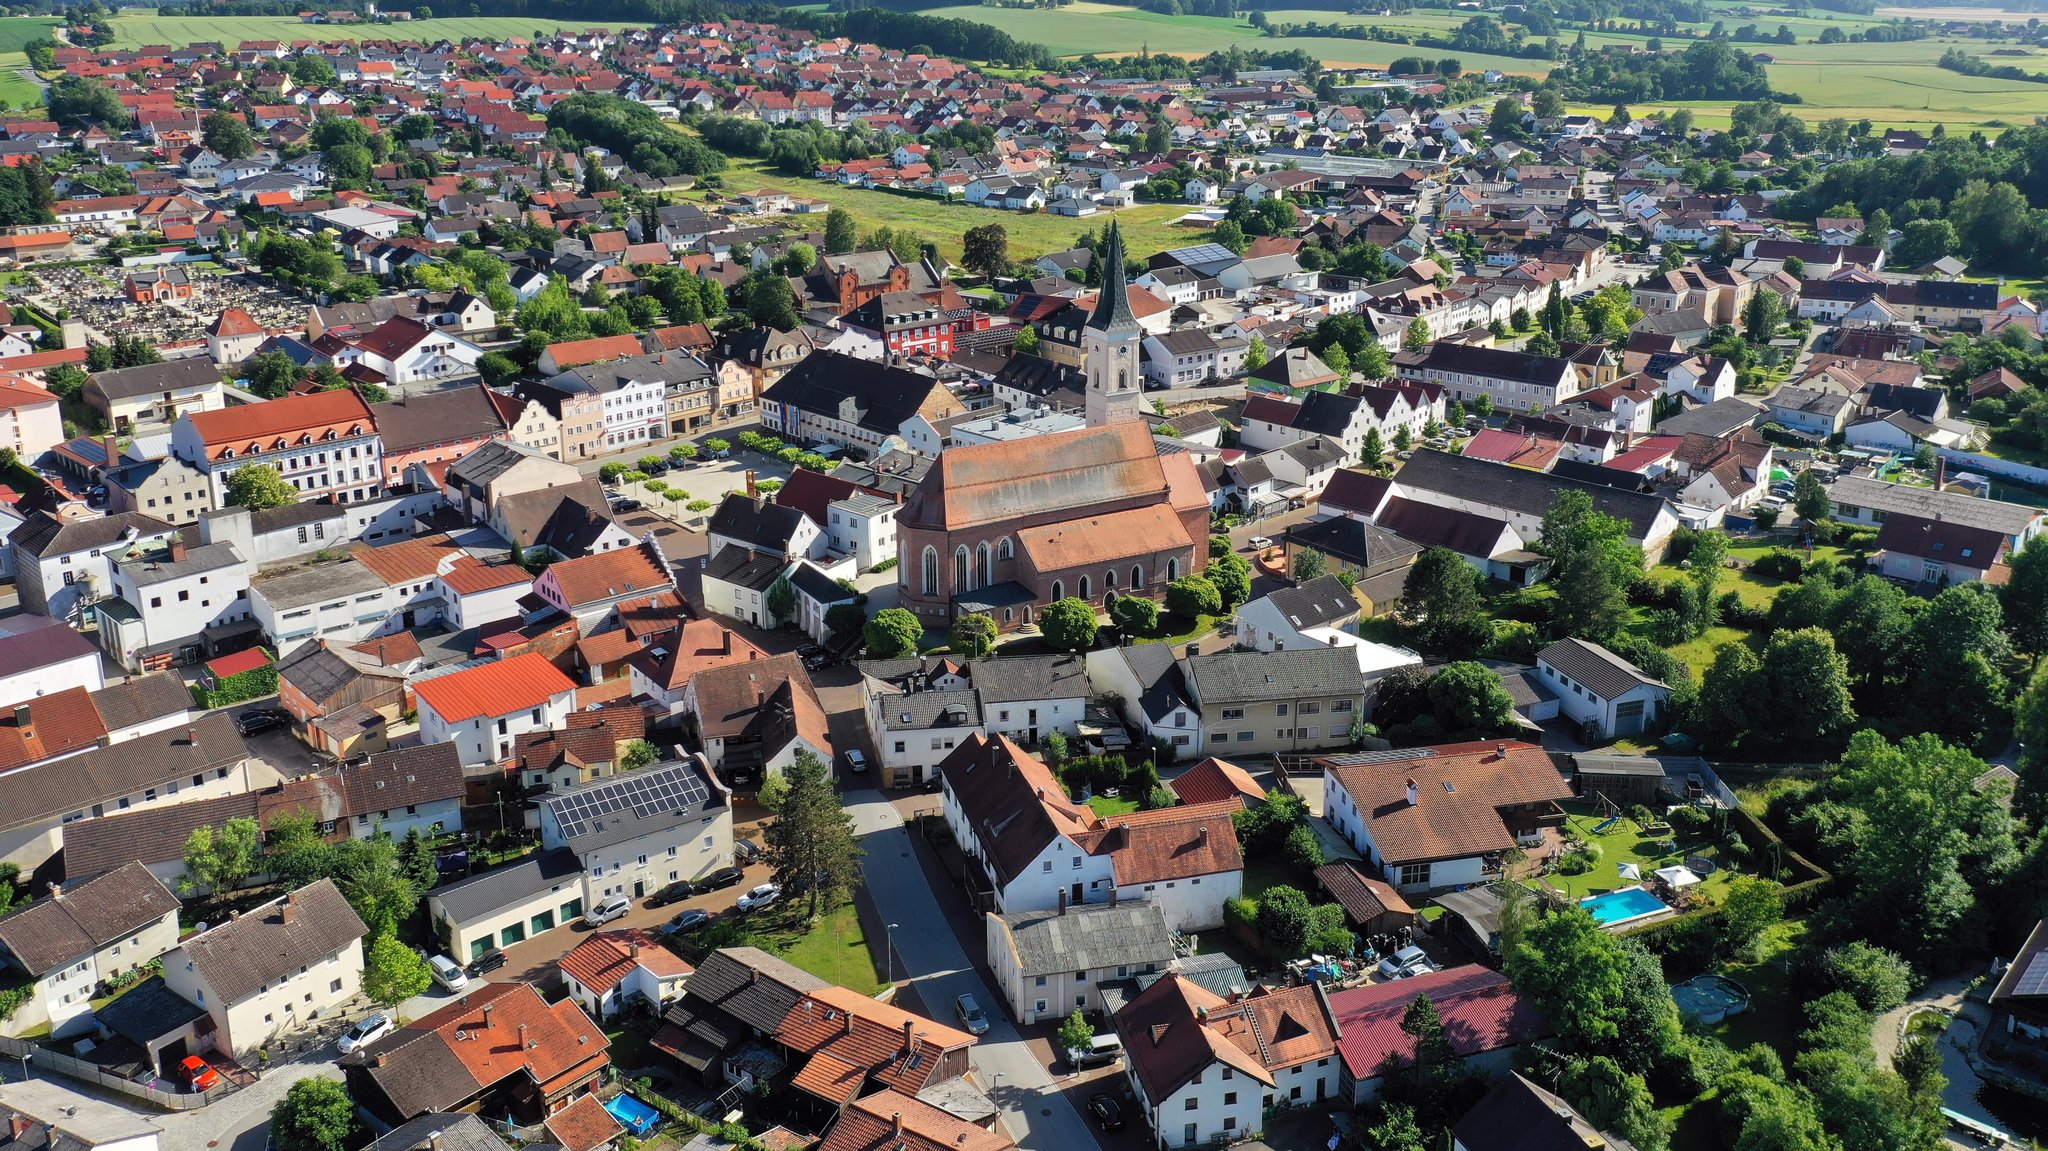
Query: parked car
954,992,990,1036
1247,535,1273,550
428,953,469,992
180,1056,221,1092
1376,945,1434,981
666,908,711,935
583,894,632,927
734,837,762,864
844,749,868,774
645,879,696,907
609,497,645,513
736,883,782,912
466,949,508,978
337,1012,394,1055
235,710,290,737
700,866,745,891
1086,1095,1123,1131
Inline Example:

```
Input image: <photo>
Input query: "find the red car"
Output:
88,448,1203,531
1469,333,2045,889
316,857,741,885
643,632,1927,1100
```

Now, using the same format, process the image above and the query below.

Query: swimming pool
604,1093,662,1137
1580,887,1671,928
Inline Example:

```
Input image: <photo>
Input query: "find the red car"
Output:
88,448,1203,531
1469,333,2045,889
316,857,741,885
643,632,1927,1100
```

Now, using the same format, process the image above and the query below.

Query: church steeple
1087,222,1140,334
1083,221,1143,428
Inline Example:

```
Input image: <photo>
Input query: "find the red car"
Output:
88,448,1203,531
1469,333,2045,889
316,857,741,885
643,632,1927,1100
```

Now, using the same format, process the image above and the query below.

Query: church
896,223,1213,630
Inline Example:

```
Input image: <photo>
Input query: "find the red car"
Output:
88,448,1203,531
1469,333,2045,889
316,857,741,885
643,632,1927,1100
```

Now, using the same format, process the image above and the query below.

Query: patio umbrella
1617,862,1642,880
1656,865,1703,889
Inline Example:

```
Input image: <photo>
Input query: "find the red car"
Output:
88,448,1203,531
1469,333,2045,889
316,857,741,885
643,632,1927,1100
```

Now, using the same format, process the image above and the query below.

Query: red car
179,1056,220,1092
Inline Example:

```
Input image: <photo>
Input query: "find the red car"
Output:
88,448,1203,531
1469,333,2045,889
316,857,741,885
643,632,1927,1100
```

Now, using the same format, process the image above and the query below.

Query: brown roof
687,653,831,750
1015,504,1193,573
1074,802,1242,886
544,541,670,608
1164,757,1264,808
1314,859,1414,925
902,422,1178,533
0,710,247,834
0,686,107,771
339,743,463,814
1320,741,1571,866
818,1091,1013,1151
176,879,368,1004
542,1093,624,1151
1114,974,1277,1100
630,616,768,692
0,862,178,976
352,981,610,1119
351,533,465,585
349,631,422,667
511,707,644,773
348,315,438,360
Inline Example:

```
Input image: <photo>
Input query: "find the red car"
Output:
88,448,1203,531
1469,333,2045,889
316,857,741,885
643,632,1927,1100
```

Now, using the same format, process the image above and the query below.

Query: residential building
680,653,832,788
1828,475,2044,556
1399,344,1582,414
159,879,369,1060
0,862,181,1039
1320,741,1571,893
939,734,1242,931
1085,643,1205,761
538,757,735,903
1330,966,1545,1103
414,652,579,767
1232,576,1362,653
82,359,225,435
0,374,61,461
0,618,105,710
1536,638,1672,742
371,384,510,488
10,511,180,625
986,900,1175,1024
1453,1073,1637,1151
759,351,963,457
170,388,383,507
426,848,589,962
0,1080,164,1151
558,928,693,1022
1183,646,1368,758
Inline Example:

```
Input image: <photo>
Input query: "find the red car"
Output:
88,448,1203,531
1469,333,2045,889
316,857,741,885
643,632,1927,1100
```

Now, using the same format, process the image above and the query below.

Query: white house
1535,639,1671,742
159,879,369,1060
557,928,694,1022
413,652,578,767
0,863,181,1039
1232,576,1362,653
1320,741,1572,894
1085,644,1204,761
986,900,1176,1025
536,758,735,904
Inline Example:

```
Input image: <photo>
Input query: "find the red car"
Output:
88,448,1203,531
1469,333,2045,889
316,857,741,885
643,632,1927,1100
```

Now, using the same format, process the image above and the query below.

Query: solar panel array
551,765,709,839
1321,748,1441,768
2013,952,2048,998
1162,242,1239,268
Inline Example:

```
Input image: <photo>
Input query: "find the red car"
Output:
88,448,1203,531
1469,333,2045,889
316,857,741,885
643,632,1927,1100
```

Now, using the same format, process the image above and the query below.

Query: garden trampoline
1671,975,1750,1025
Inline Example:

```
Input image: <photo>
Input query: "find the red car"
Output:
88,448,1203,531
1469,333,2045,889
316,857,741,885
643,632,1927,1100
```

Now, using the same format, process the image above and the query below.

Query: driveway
150,1056,344,1151
844,789,1099,1151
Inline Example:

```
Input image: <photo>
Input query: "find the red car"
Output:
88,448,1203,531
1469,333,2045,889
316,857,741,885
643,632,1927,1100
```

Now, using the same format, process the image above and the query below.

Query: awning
1655,865,1702,889
1618,862,1642,880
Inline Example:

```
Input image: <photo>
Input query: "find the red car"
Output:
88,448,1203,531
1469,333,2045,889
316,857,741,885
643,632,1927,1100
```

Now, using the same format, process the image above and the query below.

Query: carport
90,975,207,1078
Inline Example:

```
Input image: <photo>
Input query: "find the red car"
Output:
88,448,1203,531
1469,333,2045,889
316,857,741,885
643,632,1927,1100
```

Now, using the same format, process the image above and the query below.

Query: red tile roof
184,388,374,459
544,542,670,609
207,307,263,338
0,686,107,771
818,1090,1014,1151
413,651,576,725
1328,965,1545,1080
543,1093,623,1151
543,333,642,370
558,928,692,998
1165,757,1264,808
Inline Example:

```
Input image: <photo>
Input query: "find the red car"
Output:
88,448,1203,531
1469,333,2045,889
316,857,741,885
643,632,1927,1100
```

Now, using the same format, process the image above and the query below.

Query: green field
688,153,1205,262
100,11,647,49
0,17,54,111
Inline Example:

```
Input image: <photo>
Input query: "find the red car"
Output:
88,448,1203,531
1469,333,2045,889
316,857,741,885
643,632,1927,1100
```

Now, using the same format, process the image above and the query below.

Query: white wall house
536,759,736,903
1535,639,1671,742
413,653,578,768
0,863,181,1040
159,880,369,1060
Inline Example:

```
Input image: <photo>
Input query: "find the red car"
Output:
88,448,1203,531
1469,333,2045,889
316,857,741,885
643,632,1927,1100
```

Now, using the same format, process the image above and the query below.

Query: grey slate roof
367,1114,513,1151
0,710,245,834
429,847,583,923
707,495,810,553
1257,575,1359,631
118,541,242,587
993,901,1174,978
971,653,1090,704
176,879,368,1004
1653,396,1763,439
1829,475,2040,538
0,862,178,976
92,974,207,1045
251,560,387,610
89,673,192,733
370,384,508,453
1394,450,1672,541
9,512,173,559
703,546,785,592
876,690,982,732
277,644,363,704
1184,646,1365,706
1537,638,1664,699
1114,642,1192,721
87,357,221,402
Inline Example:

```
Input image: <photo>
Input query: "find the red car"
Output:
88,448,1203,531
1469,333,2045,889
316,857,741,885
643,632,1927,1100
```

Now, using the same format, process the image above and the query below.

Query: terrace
1524,799,1740,909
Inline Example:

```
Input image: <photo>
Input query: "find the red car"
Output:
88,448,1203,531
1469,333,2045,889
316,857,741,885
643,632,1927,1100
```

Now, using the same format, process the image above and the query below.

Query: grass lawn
1135,611,1223,647
1241,859,1308,901
102,12,646,48
1655,626,1755,682
606,1026,657,1073
1706,918,1810,1059
687,154,1203,263
1532,800,1737,904
766,901,885,997
1088,795,1140,819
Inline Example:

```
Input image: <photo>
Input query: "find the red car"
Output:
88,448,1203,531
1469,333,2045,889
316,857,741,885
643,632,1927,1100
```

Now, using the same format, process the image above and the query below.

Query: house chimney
1405,778,1419,807
280,891,295,925
518,1023,528,1049
1495,743,1508,760
428,1133,442,1151
10,704,26,728
47,881,60,901
186,725,199,746
169,537,186,563
1109,883,1118,908
844,1010,855,1037
722,628,733,656
102,433,118,475
755,686,766,708
746,469,758,499
892,1113,904,1137
482,1003,494,1029
902,1019,915,1051
1057,887,1068,915
629,940,640,960
1199,826,1209,846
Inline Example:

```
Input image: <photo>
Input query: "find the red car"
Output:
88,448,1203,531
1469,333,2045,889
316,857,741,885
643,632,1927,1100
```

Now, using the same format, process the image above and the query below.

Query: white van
428,953,469,992
1070,1033,1123,1069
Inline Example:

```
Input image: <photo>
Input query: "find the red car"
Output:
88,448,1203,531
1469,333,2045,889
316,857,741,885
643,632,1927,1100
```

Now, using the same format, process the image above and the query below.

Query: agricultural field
0,16,55,111
689,153,1204,262
99,12,646,49
932,1,2048,129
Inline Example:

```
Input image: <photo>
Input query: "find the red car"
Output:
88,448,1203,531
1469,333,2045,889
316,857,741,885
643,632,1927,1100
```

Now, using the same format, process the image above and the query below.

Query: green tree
623,739,658,771
1426,661,1515,735
742,268,799,331
271,1077,359,1151
1403,547,1490,651
1505,906,1627,1053
2003,535,2048,657
1794,469,1833,526
1742,286,1785,344
1559,1058,1670,1151
1362,426,1389,469
225,464,297,511
1718,876,1784,961
179,817,261,896
950,613,998,658
1039,597,1100,651
1208,552,1252,611
1403,317,1430,352
1256,885,1315,958
1244,334,1270,370
1757,627,1857,747
397,827,438,895
823,207,857,255
1367,1105,1427,1151
1013,324,1040,354
362,930,433,1008
1110,594,1159,636
1292,548,1327,582
765,577,797,627
1818,941,1915,1012
757,770,791,813
961,223,1010,280
1056,1009,1096,1063
763,749,864,919
1165,575,1223,617
826,601,867,639
1684,528,1729,637
202,110,255,160
1355,340,1392,381
1541,490,1637,642
864,608,924,658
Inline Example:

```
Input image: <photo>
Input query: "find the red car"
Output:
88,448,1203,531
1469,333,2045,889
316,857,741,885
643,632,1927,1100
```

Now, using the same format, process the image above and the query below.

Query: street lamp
886,923,899,983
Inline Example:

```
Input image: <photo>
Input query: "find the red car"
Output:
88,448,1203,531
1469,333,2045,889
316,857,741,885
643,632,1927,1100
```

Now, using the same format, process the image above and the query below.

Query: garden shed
1570,752,1670,807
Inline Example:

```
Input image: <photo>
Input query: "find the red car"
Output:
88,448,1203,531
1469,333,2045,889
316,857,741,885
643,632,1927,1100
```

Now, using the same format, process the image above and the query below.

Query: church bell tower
1083,221,1144,428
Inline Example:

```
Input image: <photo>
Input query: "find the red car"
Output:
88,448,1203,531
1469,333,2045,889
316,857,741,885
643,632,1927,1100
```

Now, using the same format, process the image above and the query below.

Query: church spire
1086,221,1139,333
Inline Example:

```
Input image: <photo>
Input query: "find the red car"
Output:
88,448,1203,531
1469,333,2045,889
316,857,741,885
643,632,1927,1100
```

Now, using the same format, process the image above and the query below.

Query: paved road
151,1058,344,1151
844,789,1096,1151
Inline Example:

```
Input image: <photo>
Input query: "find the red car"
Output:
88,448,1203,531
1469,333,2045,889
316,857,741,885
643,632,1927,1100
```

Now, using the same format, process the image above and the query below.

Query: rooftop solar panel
549,763,710,839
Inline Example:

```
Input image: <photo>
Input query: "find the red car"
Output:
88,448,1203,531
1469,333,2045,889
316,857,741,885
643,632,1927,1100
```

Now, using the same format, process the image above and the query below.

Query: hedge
191,649,278,710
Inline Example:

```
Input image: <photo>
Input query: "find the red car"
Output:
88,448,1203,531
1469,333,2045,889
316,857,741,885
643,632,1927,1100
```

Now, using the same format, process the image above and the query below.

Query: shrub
1164,575,1222,618
1750,549,1805,581
1817,942,1915,1013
